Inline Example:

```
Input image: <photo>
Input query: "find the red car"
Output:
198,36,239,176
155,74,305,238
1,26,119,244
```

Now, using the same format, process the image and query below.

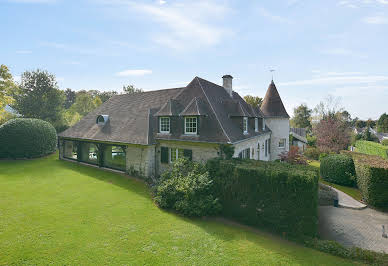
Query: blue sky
1,0,388,119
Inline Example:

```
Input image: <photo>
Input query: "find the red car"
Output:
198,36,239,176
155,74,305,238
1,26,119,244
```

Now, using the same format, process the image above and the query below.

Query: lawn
0,154,357,265
308,160,362,202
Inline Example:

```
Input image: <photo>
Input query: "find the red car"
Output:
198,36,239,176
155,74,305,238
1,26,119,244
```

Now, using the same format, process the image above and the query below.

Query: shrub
280,146,307,164
206,159,319,238
320,154,356,186
0,118,57,159
349,152,388,208
319,153,328,161
219,144,235,159
304,146,320,160
154,158,221,217
382,139,388,146
355,140,388,159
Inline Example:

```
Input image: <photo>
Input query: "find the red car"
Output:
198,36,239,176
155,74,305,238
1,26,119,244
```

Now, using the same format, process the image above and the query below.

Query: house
290,128,308,151
58,75,290,177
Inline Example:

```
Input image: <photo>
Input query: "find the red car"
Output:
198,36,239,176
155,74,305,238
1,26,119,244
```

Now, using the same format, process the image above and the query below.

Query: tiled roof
260,80,289,118
59,76,274,145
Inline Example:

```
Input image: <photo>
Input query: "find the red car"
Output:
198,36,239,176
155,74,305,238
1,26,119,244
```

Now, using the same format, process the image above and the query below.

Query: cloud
158,0,166,5
279,75,388,86
363,15,388,24
116,69,152,77
338,0,388,8
16,50,32,54
257,7,292,23
99,0,230,51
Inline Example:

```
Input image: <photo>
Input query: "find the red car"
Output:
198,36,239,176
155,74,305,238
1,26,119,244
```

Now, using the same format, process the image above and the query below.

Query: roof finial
270,69,275,82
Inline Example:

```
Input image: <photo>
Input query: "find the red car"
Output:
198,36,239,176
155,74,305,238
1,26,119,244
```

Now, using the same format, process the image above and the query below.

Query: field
0,154,357,265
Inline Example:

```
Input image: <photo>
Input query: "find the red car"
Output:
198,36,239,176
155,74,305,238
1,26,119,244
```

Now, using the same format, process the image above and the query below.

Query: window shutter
161,147,168,163
183,149,192,161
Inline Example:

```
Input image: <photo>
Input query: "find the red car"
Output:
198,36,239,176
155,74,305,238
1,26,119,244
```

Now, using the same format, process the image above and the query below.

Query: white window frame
279,138,286,148
159,117,170,134
169,148,184,163
243,117,248,134
254,118,258,132
184,116,197,135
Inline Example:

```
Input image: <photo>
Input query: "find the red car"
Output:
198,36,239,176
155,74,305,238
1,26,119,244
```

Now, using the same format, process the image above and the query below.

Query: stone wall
125,144,155,177
264,118,290,160
156,140,220,176
233,133,271,161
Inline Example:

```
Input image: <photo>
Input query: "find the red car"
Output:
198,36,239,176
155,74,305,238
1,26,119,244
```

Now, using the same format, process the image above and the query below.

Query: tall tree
0,64,18,124
98,90,118,102
64,88,76,109
243,95,263,107
377,113,388,133
12,69,65,128
313,117,350,153
123,84,143,94
290,104,312,130
70,91,102,116
313,95,343,120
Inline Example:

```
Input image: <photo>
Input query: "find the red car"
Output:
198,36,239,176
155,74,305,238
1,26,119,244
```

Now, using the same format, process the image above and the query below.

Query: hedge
320,154,356,186
342,151,388,208
206,159,319,238
355,140,388,159
0,118,57,159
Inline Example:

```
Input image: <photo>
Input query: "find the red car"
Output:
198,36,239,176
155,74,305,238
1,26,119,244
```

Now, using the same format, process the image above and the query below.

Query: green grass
308,160,362,202
0,154,358,265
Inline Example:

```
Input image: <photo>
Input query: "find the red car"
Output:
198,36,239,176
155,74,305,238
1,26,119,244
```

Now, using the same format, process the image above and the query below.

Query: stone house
290,128,308,151
58,75,289,177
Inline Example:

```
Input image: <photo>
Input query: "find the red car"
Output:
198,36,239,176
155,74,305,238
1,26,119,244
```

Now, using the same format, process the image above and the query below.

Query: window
265,139,268,157
279,138,286,148
243,117,248,134
262,118,265,130
159,117,170,133
238,148,250,159
103,145,126,170
184,117,197,135
161,147,192,164
255,118,258,132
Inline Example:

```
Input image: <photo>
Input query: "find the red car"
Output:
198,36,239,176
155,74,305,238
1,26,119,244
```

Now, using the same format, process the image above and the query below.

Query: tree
64,88,76,109
377,113,388,133
98,90,118,102
313,95,343,121
290,104,312,130
313,117,350,153
0,65,18,124
355,120,367,128
11,69,65,129
243,95,263,107
123,84,143,94
70,91,102,116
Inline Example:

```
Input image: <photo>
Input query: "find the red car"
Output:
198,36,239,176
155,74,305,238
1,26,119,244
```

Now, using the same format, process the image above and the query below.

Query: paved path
320,183,366,209
319,206,388,253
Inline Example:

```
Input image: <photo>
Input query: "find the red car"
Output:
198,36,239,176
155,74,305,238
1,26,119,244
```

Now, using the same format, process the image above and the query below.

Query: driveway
319,206,388,253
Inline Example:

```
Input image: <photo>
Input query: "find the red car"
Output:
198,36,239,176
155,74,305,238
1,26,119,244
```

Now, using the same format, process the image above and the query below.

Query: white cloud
257,7,292,24
116,69,152,77
363,15,388,24
16,50,32,54
158,0,166,5
100,0,230,51
279,75,388,86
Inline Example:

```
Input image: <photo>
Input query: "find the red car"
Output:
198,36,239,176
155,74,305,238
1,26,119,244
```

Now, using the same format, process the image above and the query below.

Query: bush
0,118,57,159
320,154,356,186
280,146,307,164
382,139,388,146
154,158,221,217
206,159,319,238
304,146,320,160
319,153,328,161
355,140,388,159
347,152,388,208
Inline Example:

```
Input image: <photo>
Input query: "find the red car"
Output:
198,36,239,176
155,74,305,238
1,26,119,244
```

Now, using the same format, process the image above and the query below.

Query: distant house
290,128,308,151
58,75,290,177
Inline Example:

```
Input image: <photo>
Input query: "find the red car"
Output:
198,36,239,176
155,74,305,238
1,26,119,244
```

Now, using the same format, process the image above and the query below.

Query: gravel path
319,206,388,253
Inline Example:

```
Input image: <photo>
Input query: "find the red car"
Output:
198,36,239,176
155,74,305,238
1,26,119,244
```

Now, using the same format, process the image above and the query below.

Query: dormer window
243,117,248,134
159,117,170,134
255,118,258,132
96,115,109,126
184,117,197,135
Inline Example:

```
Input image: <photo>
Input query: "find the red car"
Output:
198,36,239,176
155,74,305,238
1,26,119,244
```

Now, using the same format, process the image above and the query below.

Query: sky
1,0,388,120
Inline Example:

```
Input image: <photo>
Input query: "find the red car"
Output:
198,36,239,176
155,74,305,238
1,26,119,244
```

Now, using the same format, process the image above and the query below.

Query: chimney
222,75,233,97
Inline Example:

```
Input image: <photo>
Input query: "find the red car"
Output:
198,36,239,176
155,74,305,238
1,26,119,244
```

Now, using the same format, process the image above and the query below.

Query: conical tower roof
260,80,289,118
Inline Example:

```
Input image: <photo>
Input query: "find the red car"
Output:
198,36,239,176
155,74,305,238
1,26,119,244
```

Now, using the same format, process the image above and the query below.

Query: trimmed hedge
0,118,57,159
355,140,388,159
320,154,356,186
343,151,388,208
206,159,319,238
